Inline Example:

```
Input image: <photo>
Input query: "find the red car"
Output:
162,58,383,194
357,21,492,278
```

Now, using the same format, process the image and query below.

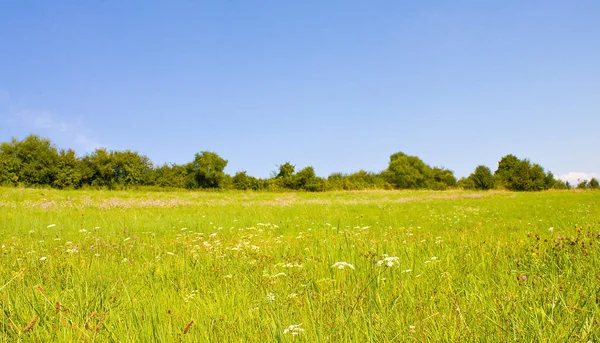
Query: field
0,188,599,342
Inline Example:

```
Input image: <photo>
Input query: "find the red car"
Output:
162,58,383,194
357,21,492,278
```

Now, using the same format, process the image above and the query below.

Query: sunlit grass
0,188,599,341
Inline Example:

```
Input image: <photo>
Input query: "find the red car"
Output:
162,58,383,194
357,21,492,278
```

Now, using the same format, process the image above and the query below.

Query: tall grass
0,188,598,341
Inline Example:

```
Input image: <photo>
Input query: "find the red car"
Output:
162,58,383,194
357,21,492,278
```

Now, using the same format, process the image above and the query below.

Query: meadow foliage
0,188,599,341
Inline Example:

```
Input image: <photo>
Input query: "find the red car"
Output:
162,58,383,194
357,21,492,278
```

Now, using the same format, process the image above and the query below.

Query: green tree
326,173,345,191
294,166,322,191
577,180,589,189
544,171,557,189
384,152,432,189
551,178,570,189
0,135,60,186
277,162,295,178
0,139,22,185
519,162,546,191
275,162,297,189
342,170,390,190
494,155,552,191
575,178,599,189
457,177,475,190
429,167,457,190
53,149,85,189
188,151,228,189
232,171,261,190
112,150,153,186
82,148,117,188
494,154,520,188
468,165,494,190
152,164,189,188
345,170,372,190
505,160,548,191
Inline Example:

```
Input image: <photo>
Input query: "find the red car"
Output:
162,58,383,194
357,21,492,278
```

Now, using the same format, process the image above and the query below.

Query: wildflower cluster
283,323,304,336
376,254,399,267
331,261,354,270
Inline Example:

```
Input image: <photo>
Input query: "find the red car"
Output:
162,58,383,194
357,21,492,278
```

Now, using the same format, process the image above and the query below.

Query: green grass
0,188,599,342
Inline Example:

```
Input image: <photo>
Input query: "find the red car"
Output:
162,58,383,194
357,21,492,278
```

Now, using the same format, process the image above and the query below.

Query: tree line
0,134,596,191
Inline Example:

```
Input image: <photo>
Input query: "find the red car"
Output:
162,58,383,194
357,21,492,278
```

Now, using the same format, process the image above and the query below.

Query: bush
188,151,228,189
385,152,432,189
468,165,494,190
494,155,553,191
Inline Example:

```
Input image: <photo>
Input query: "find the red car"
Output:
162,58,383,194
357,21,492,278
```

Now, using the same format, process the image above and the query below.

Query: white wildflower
266,292,276,302
184,290,198,303
39,256,47,261
279,262,303,268
548,227,554,232
271,272,287,278
283,323,304,336
331,261,355,270
376,255,400,267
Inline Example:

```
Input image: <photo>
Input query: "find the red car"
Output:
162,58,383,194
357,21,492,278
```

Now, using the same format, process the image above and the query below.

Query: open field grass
0,188,599,342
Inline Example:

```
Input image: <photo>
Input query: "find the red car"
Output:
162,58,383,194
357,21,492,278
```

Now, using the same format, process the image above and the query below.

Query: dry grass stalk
183,320,194,335
23,315,38,333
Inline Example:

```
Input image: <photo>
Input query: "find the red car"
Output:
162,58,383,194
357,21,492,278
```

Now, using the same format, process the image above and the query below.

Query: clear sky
1,1,599,182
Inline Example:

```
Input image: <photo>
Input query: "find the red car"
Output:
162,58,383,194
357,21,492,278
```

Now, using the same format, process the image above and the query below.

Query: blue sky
1,1,599,182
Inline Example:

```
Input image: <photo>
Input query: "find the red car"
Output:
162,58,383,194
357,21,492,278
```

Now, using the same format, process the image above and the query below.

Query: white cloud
558,172,600,185
16,109,102,153
29,111,68,131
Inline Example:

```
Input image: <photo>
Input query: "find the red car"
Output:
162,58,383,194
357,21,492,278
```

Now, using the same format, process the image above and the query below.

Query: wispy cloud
558,172,600,185
15,109,102,153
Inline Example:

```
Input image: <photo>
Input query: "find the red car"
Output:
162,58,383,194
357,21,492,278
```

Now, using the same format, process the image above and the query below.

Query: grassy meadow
0,188,599,342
